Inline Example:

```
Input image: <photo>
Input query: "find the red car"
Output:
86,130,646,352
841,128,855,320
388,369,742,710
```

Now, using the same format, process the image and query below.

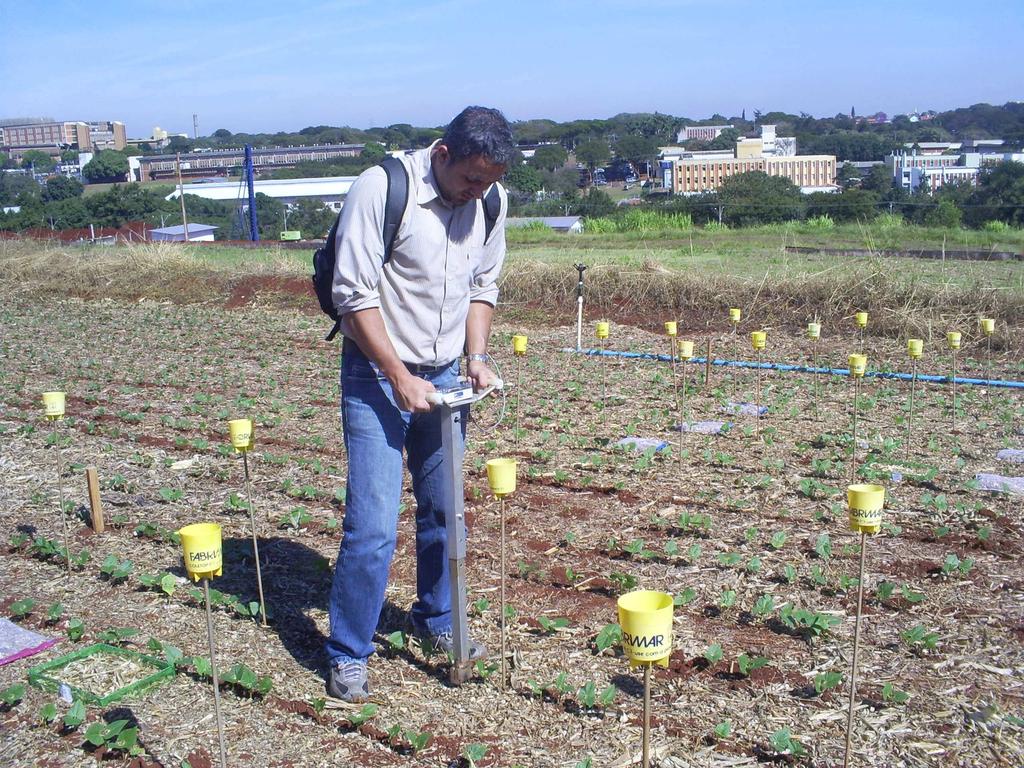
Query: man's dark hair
442,106,515,166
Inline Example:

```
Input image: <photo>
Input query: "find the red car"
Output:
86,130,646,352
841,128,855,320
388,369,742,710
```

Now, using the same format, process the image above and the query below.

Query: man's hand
390,371,437,413
467,358,498,392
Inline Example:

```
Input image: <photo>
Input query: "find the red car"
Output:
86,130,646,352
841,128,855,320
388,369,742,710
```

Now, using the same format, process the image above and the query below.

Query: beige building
669,154,837,194
0,118,125,154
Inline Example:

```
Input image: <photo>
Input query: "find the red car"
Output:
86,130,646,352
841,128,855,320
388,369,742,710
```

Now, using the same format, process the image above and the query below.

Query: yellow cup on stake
848,484,884,534
512,335,528,356
979,318,995,336
42,391,66,420
848,353,867,378
946,331,961,350
664,321,677,337
486,458,517,498
595,322,610,340
807,322,821,340
617,590,673,668
855,312,868,329
228,419,253,452
907,338,923,359
178,523,223,581
729,308,741,325
677,340,694,360
750,330,766,351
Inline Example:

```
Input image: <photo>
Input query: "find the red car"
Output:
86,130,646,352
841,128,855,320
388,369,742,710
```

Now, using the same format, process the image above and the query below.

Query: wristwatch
466,353,488,363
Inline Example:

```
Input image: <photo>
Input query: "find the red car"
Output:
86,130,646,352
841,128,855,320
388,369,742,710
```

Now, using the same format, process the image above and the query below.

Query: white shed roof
166,176,358,202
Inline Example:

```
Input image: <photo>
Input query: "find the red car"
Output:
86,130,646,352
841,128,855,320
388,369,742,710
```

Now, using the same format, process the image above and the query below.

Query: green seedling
224,493,248,512
813,533,832,560
608,572,637,593
737,654,768,677
876,581,896,601
753,594,774,618
674,588,696,606
67,619,85,641
10,599,36,619
38,702,58,724
779,603,840,640
220,663,273,697
99,554,133,583
769,728,807,759
713,720,732,740
813,671,843,695
783,564,798,584
687,542,702,562
385,631,406,651
157,487,183,503
881,682,910,704
594,624,621,654
537,616,570,634
900,584,926,603
463,743,488,767
63,700,87,729
703,643,723,664
0,684,25,709
471,597,490,615
474,659,499,679
96,627,140,645
624,539,655,559
941,553,974,577
769,531,787,550
47,603,63,623
719,590,737,609
83,719,143,757
138,572,177,597
900,624,939,654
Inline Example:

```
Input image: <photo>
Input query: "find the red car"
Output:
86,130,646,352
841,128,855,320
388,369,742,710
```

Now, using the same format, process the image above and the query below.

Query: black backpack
311,155,503,341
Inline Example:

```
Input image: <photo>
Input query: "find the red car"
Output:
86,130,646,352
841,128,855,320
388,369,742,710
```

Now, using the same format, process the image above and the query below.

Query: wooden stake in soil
204,578,229,768
499,496,507,690
844,484,885,768
85,467,104,534
643,663,651,768
595,322,609,402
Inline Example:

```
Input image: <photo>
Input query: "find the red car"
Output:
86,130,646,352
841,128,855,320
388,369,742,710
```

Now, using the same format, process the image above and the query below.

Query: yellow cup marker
979,318,995,336
807,322,821,340
486,457,517,690
512,334,528,356
847,353,867,378
843,483,885,768
618,590,673,768
595,321,609,340
677,340,694,361
664,321,677,337
179,523,223,581
42,391,66,420
847,483,884,535
947,332,961,434
228,418,253,452
729,307,741,324
486,458,517,498
905,341,922,461
907,338,923,359
946,331,961,350
855,311,868,328
179,521,229,767
750,330,766,350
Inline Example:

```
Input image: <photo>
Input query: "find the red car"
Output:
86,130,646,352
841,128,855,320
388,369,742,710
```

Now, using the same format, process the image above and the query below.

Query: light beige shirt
331,145,507,366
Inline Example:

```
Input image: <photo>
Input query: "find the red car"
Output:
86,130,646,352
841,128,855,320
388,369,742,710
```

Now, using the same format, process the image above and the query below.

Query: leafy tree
43,197,91,228
0,151,12,169
286,198,335,238
543,168,580,199
360,142,387,162
529,144,568,172
165,136,195,154
42,175,84,203
717,171,803,226
84,183,164,226
0,172,39,206
120,146,143,158
60,149,79,163
805,188,879,222
575,139,610,173
21,150,56,172
571,188,615,218
83,150,129,183
614,135,659,169
964,161,1024,226
504,163,543,198
861,164,895,194
213,128,233,139
707,129,742,151
923,199,962,228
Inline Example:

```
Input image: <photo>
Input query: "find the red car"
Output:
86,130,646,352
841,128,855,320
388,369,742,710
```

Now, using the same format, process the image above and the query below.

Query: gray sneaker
327,660,369,702
420,631,488,661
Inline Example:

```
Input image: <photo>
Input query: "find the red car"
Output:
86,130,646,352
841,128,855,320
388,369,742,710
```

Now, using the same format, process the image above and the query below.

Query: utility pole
176,153,190,242
193,113,199,140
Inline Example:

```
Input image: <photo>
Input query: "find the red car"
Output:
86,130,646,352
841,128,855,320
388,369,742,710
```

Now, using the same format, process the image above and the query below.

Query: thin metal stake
843,531,869,768
812,341,819,418
907,359,917,461
53,424,71,579
642,663,652,768
950,350,957,435
203,578,229,768
499,496,507,690
754,350,762,439
514,357,522,446
677,360,686,469
850,378,860,483
242,452,267,627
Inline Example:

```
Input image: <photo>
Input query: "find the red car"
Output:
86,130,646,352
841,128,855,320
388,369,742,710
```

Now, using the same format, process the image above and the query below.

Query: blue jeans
326,342,464,665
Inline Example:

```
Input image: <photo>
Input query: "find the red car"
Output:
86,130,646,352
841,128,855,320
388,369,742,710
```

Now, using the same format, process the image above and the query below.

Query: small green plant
0,683,25,709
67,618,85,641
814,671,843,695
594,623,622,654
674,588,696,606
737,654,768,677
537,616,570,634
713,720,732,740
703,643,723,664
900,624,939,654
769,531,787,550
813,533,832,560
83,719,143,757
881,682,910,704
463,743,488,767
941,553,974,577
157,487,183,503
99,554,133,583
769,727,807,758
63,699,87,729
9,598,36,619
38,702,58,724
753,594,775,618
220,663,273,697
96,627,139,645
719,590,737,609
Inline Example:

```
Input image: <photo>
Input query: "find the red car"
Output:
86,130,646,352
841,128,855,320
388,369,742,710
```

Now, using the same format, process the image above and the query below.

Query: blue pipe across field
565,348,1024,390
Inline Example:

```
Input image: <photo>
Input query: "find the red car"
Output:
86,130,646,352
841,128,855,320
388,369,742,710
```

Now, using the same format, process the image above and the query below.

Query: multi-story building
676,124,734,143
0,117,126,156
134,143,365,181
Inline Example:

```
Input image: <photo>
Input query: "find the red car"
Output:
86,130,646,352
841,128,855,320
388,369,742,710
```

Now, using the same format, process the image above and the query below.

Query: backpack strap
483,183,503,243
380,156,408,263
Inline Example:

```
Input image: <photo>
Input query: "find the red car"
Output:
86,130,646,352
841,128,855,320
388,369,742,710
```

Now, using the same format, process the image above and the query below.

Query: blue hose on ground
564,348,1024,390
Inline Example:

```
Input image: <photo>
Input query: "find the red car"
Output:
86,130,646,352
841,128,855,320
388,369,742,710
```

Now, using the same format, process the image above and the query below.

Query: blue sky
2,0,1022,137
